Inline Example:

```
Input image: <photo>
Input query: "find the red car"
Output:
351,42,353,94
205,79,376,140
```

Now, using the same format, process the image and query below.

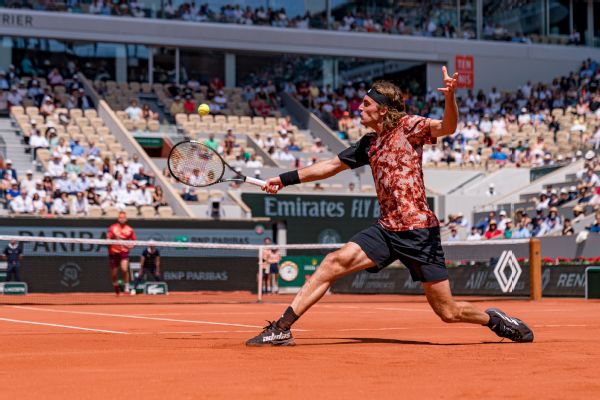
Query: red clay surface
1,293,599,400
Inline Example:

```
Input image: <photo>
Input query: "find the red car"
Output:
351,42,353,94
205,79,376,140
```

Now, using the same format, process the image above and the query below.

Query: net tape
0,235,530,251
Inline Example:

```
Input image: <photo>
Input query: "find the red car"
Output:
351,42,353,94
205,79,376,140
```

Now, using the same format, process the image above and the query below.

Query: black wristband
279,170,301,187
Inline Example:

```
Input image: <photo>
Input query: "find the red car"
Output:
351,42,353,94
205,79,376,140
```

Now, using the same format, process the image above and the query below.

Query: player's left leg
120,256,130,293
424,279,534,342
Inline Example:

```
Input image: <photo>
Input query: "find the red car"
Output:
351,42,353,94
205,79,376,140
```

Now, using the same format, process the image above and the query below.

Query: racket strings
169,143,225,187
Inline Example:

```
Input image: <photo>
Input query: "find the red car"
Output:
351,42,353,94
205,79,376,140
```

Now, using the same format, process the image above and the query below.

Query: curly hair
371,81,407,132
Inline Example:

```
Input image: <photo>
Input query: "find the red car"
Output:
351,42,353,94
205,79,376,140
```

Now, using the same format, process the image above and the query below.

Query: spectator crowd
4,1,587,47
286,59,600,169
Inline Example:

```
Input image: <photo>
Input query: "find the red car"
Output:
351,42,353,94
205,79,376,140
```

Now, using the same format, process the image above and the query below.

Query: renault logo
493,251,522,293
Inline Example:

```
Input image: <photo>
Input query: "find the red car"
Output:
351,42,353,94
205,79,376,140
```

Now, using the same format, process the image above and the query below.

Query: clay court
1,293,599,400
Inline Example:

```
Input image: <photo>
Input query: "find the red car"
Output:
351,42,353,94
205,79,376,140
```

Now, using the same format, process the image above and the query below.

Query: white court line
10,305,307,331
0,317,128,334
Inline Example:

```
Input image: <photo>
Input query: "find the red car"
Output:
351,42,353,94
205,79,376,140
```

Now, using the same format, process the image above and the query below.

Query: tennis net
0,234,542,305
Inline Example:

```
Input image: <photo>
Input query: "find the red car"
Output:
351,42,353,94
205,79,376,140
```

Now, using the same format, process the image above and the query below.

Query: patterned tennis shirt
338,115,439,232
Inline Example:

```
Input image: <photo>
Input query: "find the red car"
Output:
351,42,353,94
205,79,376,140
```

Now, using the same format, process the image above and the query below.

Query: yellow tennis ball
198,103,210,116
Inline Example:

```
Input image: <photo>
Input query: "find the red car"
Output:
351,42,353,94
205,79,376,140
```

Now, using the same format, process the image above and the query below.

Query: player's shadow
300,337,504,346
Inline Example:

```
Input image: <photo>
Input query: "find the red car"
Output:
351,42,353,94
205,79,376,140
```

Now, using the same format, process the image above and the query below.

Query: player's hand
437,66,458,96
262,176,283,194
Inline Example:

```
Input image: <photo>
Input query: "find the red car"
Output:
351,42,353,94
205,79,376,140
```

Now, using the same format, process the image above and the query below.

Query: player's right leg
246,242,375,346
109,255,120,295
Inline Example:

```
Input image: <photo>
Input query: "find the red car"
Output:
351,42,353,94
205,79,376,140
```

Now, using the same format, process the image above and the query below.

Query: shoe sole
245,338,296,347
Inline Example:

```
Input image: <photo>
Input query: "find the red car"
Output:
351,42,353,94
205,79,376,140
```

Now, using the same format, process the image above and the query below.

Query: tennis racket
167,140,266,188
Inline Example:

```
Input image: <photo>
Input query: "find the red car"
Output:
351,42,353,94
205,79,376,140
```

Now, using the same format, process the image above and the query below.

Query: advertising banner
241,193,435,243
332,265,588,297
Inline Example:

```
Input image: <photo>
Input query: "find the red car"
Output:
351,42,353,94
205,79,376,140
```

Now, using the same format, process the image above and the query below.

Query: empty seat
88,206,103,217
157,206,173,217
124,206,138,218
139,206,156,218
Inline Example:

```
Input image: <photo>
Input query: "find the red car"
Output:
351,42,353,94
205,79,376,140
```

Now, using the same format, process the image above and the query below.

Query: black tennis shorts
350,224,448,282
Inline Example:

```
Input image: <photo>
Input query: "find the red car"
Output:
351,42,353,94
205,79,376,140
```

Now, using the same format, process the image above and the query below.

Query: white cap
585,150,595,160
489,183,495,188
5,159,12,164
499,210,507,216
26,170,33,174
576,150,583,156
254,169,261,175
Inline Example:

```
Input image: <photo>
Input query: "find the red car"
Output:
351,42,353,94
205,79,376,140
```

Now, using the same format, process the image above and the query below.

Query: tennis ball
198,103,210,116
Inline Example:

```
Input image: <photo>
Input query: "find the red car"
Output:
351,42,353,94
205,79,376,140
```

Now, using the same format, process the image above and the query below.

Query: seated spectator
71,191,89,216
133,166,153,187
311,138,325,153
47,68,64,87
183,95,195,114
181,187,198,201
489,146,508,164
513,219,532,238
1,159,18,181
99,185,118,210
447,225,460,241
170,96,185,116
137,182,153,207
89,0,103,14
10,190,33,215
48,154,66,177
586,211,600,233
279,115,294,134
87,186,101,207
83,156,99,176
142,103,158,120
466,226,482,241
276,131,290,149
29,129,49,161
93,172,109,194
274,147,295,163
223,130,236,155
20,170,36,194
6,87,22,108
152,185,168,210
31,193,46,215
203,133,219,151
484,220,502,239
287,139,301,151
39,96,56,119
70,138,85,157
118,183,139,209
246,154,263,168
125,99,143,120
52,192,70,215
129,154,142,175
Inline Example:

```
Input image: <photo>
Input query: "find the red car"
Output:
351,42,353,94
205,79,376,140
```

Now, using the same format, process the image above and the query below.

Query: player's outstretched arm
262,156,349,194
431,65,459,138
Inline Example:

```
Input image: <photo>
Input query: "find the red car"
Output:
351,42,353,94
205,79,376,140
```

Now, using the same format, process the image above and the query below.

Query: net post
257,246,264,303
529,238,542,300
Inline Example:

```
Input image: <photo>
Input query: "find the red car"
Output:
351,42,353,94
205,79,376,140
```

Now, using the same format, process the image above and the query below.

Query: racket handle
245,176,266,187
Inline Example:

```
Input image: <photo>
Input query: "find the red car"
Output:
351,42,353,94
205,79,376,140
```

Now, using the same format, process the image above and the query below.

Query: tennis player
246,67,534,346
107,211,137,295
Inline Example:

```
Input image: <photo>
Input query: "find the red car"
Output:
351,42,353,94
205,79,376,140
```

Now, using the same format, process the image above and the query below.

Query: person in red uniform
107,211,136,295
